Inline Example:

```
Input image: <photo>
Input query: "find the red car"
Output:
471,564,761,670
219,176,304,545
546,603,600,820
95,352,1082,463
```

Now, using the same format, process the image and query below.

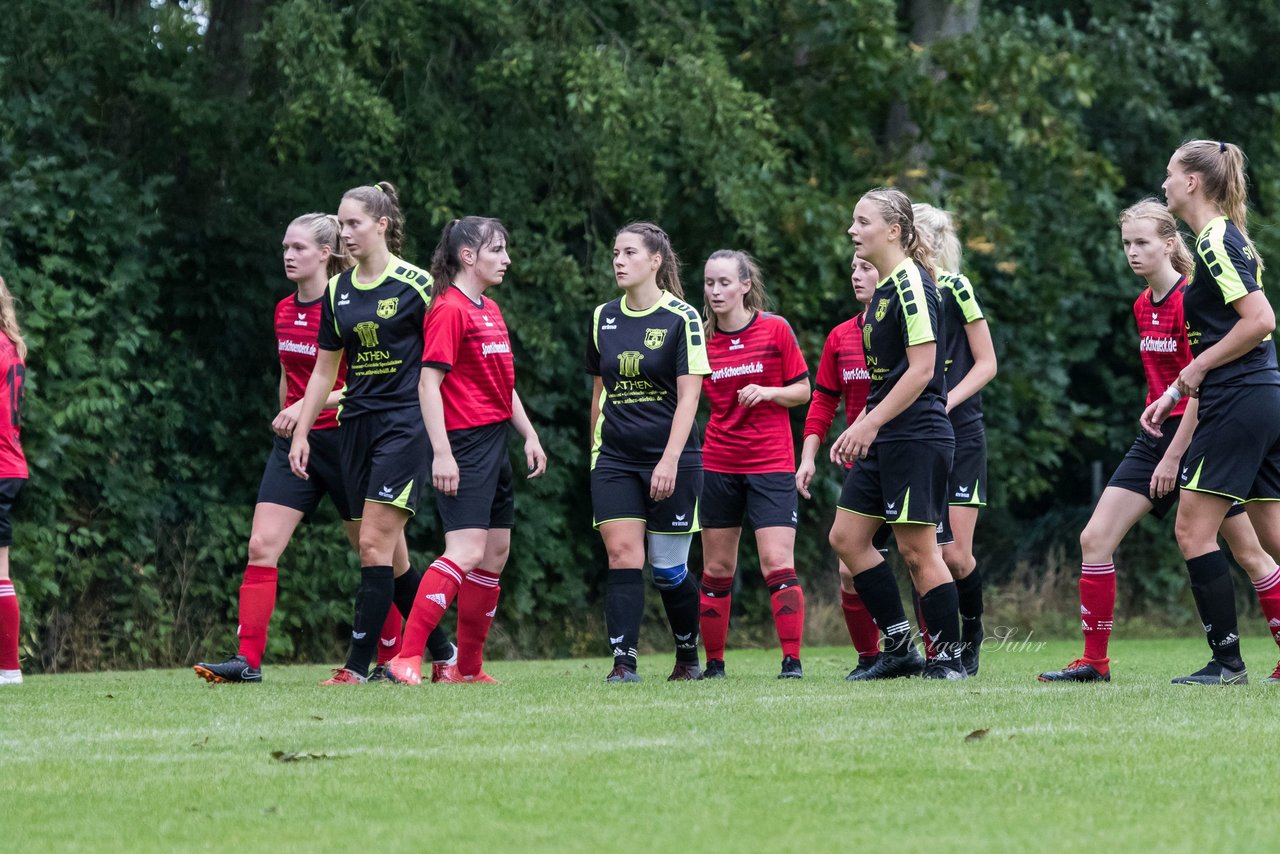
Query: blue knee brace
651,562,689,590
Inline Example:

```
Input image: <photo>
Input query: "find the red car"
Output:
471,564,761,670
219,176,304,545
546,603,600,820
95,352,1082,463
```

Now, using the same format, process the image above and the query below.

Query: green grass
2,638,1277,852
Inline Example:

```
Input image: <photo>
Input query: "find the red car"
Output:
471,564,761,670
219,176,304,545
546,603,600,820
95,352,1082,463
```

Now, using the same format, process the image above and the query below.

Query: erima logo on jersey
338,292,351,305
729,338,745,351
482,314,494,328
294,312,308,327
482,341,511,357
842,367,871,382
1140,337,1179,353
600,316,618,330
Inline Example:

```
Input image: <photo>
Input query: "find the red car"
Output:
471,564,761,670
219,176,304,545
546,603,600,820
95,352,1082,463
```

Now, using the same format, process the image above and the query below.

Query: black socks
1186,551,1243,667
346,565,394,677
606,568,644,670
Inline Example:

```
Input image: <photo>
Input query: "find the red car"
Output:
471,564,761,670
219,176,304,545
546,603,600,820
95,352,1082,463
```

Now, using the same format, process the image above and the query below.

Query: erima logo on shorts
885,501,898,516
673,514,690,527
379,484,394,498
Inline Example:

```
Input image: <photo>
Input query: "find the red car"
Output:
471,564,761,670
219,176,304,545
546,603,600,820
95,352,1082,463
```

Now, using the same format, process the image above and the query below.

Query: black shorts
0,478,25,547
1108,416,1183,520
701,471,797,530
591,463,703,534
948,425,988,507
1182,383,1280,503
339,407,431,518
436,422,515,532
256,429,355,521
838,439,953,526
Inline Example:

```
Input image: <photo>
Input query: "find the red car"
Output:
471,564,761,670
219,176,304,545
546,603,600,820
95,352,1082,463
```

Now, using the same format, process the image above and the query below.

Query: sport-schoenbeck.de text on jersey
709,361,764,382
1139,337,1179,353
481,341,511,357
279,340,317,357
842,366,870,382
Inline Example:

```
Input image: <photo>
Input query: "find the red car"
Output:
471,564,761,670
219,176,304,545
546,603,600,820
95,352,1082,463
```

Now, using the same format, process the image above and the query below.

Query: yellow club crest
376,297,399,319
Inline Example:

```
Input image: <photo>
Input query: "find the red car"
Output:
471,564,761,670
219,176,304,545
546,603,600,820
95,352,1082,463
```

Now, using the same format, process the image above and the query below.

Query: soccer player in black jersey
831,188,964,680
912,204,997,674
289,182,438,685
1144,141,1280,684
587,222,710,682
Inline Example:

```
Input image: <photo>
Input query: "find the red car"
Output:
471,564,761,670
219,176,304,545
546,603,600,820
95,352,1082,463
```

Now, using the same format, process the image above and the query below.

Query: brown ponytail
428,216,509,298
616,222,683,298
860,188,936,279
1176,140,1263,270
341,181,406,256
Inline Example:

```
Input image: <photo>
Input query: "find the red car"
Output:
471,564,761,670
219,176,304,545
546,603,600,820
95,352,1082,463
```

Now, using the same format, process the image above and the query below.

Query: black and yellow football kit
938,271,989,509
585,290,711,532
318,256,434,515
839,258,954,525
1179,217,1280,503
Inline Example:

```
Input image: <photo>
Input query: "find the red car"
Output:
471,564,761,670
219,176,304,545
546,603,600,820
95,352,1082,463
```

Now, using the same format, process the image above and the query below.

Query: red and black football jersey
702,312,809,474
805,313,870,441
422,286,515,431
276,293,347,431
1134,277,1190,417
0,336,26,479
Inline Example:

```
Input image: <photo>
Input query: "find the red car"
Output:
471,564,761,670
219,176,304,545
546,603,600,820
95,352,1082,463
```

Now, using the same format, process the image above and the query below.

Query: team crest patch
376,297,399,319
643,328,667,350
875,298,890,322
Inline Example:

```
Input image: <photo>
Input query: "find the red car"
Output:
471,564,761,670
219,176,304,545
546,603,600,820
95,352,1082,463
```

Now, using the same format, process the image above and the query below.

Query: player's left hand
272,400,304,438
1140,395,1174,438
1150,454,1179,499
831,419,878,464
1175,359,1207,399
525,436,547,479
650,458,677,501
737,385,773,408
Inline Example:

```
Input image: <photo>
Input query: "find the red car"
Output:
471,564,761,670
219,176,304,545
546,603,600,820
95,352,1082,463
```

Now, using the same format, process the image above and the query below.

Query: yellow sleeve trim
1197,217,1248,304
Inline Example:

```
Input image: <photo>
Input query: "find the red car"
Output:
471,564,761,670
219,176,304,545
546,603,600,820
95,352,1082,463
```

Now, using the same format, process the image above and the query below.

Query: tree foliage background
2,0,1277,669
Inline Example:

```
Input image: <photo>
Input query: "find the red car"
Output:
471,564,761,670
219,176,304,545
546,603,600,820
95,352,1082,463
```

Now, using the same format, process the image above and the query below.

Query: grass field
2,637,1277,852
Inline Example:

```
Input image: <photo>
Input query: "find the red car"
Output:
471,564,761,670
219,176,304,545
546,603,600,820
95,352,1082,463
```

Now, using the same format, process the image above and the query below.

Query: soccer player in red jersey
697,250,811,679
913,204,998,675
0,275,28,686
1143,142,1280,685
1041,198,1278,683
796,257,881,678
194,214,457,684
290,183,440,685
385,217,546,685
589,223,711,683
832,188,964,680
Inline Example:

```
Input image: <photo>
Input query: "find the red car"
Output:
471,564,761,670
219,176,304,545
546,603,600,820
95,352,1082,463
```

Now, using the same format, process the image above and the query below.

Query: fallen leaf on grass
309,715,323,721
104,694,114,699
191,736,209,748
965,729,989,741
271,751,343,763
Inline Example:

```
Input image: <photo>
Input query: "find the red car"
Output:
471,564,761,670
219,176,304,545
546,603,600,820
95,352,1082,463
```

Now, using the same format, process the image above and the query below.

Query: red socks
699,575,734,661
400,558,463,656
457,569,501,677
1252,566,1280,650
1080,562,1116,663
235,565,278,669
840,589,880,658
377,605,403,665
765,569,804,659
0,580,19,670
